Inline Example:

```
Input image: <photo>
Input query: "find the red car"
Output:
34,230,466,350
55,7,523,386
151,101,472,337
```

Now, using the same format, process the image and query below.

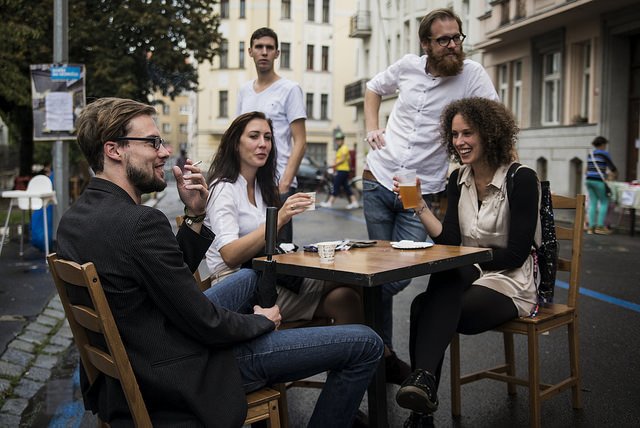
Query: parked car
296,156,328,192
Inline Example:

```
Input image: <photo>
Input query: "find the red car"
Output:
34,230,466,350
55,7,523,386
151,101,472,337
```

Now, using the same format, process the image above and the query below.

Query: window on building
322,0,329,23
320,94,328,119
306,44,314,70
569,157,583,197
162,123,171,133
179,105,190,115
580,42,591,120
498,64,509,104
306,142,327,166
542,51,561,125
308,0,315,22
281,42,291,69
321,46,329,71
512,60,523,122
536,157,548,181
239,0,246,18
219,90,228,118
282,0,291,19
162,104,170,115
239,41,245,68
219,39,228,69
179,124,188,134
306,93,314,119
220,0,229,18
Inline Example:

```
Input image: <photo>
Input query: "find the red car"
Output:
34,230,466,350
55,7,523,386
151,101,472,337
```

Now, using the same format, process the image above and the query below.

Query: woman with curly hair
393,98,541,427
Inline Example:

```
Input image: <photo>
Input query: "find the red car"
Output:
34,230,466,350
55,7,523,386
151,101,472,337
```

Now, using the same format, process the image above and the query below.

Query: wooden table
253,241,492,427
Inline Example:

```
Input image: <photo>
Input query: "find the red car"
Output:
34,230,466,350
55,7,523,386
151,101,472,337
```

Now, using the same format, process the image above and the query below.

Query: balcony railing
344,78,368,106
349,11,371,38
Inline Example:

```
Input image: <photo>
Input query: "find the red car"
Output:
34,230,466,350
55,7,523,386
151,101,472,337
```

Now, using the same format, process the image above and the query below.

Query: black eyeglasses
430,33,466,47
113,136,166,150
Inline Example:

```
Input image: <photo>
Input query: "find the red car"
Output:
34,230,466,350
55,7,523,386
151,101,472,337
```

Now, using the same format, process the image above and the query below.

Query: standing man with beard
361,8,499,384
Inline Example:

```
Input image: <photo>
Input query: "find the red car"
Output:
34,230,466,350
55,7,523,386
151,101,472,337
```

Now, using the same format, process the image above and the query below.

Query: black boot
403,412,435,428
396,369,439,414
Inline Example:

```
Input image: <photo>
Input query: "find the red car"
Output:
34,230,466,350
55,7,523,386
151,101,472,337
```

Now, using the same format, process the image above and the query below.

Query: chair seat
245,387,281,425
497,304,575,331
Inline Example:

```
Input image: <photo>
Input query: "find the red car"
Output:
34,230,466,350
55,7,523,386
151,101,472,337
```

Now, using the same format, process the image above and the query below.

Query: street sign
30,63,86,141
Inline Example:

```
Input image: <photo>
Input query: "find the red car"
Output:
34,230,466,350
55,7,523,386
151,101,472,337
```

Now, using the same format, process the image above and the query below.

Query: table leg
363,286,389,428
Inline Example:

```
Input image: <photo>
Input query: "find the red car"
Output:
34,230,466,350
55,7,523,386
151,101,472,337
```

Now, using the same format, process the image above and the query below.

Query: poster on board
30,64,86,141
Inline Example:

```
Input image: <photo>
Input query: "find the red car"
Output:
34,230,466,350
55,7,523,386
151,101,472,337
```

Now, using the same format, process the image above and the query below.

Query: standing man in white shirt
237,27,307,243
362,8,499,386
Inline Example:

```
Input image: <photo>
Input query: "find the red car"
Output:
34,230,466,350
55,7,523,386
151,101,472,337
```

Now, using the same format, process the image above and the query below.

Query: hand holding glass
396,169,420,209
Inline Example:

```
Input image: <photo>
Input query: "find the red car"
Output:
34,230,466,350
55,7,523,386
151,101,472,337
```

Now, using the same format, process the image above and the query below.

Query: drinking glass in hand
397,169,420,209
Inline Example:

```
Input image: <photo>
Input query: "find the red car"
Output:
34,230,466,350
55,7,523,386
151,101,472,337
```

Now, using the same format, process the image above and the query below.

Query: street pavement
1,185,639,427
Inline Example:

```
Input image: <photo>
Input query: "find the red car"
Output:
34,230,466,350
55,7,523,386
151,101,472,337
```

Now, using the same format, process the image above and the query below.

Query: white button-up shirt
366,54,499,194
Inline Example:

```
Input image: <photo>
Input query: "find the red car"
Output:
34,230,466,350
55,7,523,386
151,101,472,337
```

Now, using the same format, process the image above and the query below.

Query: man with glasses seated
57,97,383,427
360,7,499,398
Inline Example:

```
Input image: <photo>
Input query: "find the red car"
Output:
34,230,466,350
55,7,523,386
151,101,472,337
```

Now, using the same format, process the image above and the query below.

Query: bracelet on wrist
413,202,428,217
183,206,206,224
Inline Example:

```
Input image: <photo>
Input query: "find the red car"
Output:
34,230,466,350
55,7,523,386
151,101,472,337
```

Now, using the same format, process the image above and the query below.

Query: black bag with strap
506,163,558,304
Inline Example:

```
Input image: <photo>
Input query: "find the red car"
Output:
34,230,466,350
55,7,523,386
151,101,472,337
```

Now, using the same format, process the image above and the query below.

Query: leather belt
362,170,378,183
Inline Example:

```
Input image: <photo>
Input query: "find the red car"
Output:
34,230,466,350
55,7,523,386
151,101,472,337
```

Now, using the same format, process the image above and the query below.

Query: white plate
391,240,434,250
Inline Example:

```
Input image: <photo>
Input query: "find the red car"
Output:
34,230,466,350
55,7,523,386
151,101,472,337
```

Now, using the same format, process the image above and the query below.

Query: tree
0,0,222,176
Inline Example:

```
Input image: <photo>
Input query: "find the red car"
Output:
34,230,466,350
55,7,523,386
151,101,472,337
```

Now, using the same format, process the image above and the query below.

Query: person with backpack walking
391,98,541,427
585,136,617,235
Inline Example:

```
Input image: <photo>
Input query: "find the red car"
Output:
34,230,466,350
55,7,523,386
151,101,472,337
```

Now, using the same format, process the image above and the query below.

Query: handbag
590,150,612,197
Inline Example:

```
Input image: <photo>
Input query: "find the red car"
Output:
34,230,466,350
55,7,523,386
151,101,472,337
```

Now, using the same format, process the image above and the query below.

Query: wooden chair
449,194,586,428
47,253,281,427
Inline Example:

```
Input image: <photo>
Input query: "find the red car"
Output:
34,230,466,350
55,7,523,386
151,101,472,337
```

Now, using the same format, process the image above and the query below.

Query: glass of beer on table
397,169,420,209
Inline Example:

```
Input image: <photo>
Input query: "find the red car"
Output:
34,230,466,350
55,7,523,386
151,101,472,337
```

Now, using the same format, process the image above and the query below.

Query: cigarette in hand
192,160,202,166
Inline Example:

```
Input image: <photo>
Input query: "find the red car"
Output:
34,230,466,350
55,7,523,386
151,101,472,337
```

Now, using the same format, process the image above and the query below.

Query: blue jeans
363,178,431,348
205,269,383,427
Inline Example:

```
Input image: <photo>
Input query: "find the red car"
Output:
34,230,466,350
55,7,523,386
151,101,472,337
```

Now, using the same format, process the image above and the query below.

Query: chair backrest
551,194,586,309
18,175,53,210
47,253,152,427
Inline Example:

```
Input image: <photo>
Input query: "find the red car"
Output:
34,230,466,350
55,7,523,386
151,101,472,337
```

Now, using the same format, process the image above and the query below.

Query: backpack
506,163,558,306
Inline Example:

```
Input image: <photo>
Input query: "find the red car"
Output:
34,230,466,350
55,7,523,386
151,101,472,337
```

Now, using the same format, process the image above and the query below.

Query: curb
0,295,74,426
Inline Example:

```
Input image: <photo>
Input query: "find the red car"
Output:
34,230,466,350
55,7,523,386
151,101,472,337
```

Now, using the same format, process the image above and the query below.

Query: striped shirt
586,149,617,181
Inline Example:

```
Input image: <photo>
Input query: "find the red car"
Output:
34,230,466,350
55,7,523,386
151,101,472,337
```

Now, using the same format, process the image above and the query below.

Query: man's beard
127,162,167,194
427,46,465,76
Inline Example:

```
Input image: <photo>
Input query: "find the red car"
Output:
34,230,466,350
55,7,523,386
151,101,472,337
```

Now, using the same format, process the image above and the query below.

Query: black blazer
57,178,274,427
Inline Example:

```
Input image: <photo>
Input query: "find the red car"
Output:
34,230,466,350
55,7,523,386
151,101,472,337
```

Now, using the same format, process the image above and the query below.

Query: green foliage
0,0,222,173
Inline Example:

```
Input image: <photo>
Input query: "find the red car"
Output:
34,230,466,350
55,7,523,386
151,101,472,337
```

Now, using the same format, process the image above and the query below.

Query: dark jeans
332,170,353,197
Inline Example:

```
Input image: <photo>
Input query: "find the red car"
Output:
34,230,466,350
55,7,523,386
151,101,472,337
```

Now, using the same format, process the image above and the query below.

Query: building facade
346,0,640,196
196,0,360,173
151,93,195,166
478,0,640,196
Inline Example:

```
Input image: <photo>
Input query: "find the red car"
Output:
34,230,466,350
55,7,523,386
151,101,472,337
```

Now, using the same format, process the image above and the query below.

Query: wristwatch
183,207,206,226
